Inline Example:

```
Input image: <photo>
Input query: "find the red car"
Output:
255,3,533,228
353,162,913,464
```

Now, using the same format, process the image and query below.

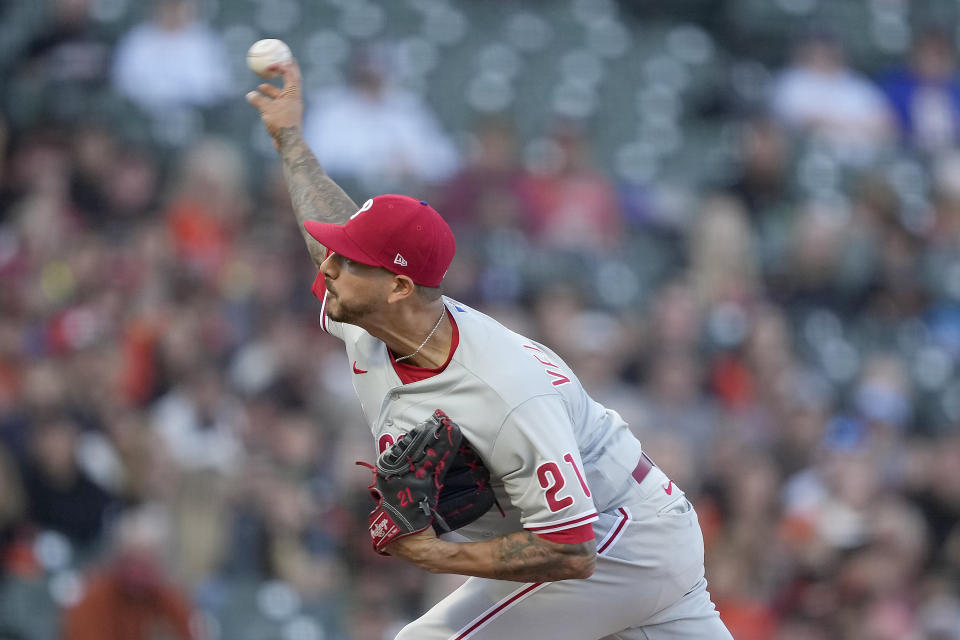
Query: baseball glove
359,410,497,554
433,439,497,535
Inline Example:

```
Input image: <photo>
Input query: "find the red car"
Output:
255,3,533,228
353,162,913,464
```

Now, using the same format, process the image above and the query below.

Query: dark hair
415,284,442,302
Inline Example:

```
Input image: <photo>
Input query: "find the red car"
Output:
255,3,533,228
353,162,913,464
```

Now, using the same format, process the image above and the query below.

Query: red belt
632,453,655,484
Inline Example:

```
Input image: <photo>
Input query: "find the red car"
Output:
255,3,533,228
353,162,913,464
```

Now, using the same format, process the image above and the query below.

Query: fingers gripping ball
359,410,462,554
247,39,292,78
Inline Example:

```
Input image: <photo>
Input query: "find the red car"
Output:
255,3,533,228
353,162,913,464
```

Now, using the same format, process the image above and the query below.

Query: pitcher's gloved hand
358,410,496,554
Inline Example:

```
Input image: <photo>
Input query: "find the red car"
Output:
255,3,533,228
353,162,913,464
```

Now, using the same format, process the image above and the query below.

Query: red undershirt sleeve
537,522,595,544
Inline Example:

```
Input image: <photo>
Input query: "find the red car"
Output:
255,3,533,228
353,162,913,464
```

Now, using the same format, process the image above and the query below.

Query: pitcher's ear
386,274,416,304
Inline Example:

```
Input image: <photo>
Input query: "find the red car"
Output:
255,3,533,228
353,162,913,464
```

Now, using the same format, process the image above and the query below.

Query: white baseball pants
394,466,734,640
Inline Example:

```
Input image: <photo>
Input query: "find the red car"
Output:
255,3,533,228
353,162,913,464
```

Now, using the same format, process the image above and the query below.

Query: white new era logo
394,253,408,267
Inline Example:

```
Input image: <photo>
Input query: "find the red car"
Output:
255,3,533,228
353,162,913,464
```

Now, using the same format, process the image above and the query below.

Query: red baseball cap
304,195,456,287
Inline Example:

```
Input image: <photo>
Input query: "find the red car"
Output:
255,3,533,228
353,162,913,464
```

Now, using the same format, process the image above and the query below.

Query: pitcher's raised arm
246,57,357,266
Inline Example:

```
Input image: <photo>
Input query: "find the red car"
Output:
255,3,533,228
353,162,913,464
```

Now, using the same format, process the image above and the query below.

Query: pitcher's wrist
275,125,303,151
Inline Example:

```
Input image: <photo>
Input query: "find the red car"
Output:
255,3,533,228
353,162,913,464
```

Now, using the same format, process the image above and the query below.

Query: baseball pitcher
247,58,734,640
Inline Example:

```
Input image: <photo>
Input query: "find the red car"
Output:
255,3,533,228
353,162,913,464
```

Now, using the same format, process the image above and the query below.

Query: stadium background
2,0,960,638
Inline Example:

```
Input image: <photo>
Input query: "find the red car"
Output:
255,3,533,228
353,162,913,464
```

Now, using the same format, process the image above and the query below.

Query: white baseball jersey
318,290,647,542
313,280,733,640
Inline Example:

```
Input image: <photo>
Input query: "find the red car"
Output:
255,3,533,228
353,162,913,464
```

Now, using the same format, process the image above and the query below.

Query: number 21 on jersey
537,453,591,512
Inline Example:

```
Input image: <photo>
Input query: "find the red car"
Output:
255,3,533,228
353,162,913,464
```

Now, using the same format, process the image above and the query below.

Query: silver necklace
394,308,446,363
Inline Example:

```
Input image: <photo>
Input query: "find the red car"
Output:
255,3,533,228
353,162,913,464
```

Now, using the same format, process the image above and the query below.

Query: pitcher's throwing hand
246,59,304,143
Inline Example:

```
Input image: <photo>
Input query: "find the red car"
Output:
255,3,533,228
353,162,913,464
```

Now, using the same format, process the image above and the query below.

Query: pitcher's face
320,252,392,325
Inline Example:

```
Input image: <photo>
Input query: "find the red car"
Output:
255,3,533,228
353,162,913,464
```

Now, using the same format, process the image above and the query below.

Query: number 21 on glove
396,487,415,507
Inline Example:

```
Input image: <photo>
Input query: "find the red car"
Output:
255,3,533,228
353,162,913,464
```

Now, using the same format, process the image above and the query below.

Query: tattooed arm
387,528,596,582
247,59,356,267
275,127,356,266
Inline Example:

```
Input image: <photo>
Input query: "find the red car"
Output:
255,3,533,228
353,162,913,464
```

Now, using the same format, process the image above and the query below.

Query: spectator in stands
19,416,115,547
726,116,791,222
518,119,623,250
150,366,242,475
687,194,760,306
647,279,701,352
4,130,78,264
636,348,719,466
437,117,526,236
775,200,851,309
881,27,960,155
770,32,894,164
163,137,249,280
111,0,231,113
905,435,960,570
68,123,120,226
303,45,459,193
853,353,913,442
704,452,781,640
62,506,198,640
19,0,110,92
252,470,344,599
0,443,24,577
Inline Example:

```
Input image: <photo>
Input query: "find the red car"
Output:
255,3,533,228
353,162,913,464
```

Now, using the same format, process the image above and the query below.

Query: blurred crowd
3,0,960,639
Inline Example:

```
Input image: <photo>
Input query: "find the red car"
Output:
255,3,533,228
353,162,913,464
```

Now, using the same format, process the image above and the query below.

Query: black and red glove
433,439,497,535
359,410,497,554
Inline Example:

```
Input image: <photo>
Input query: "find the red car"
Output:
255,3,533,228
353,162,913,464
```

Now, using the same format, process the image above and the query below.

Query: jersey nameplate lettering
523,344,571,387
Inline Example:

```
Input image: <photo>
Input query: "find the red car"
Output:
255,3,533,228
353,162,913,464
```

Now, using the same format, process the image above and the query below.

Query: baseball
246,39,292,78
